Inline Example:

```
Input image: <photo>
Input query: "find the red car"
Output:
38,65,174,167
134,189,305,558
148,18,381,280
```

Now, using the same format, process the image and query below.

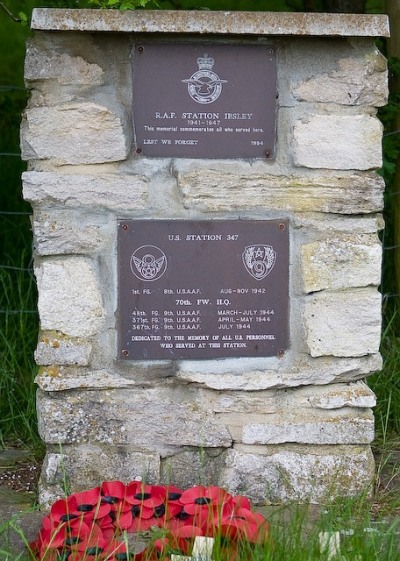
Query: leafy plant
89,0,157,8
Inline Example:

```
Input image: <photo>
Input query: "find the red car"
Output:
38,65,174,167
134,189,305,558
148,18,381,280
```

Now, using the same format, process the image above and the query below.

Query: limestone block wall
21,9,389,507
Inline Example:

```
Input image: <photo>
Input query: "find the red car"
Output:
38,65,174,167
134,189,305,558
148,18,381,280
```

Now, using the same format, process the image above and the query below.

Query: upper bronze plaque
118,220,289,360
132,43,277,158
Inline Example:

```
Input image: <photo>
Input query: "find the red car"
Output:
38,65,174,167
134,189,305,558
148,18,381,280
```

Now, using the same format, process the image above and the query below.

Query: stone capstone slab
22,171,148,212
35,367,138,391
222,446,375,504
21,102,129,164
175,165,384,214
293,115,383,170
30,9,390,37
24,41,104,85
303,288,382,358
35,257,105,338
35,332,92,366
36,388,233,451
293,51,388,107
300,233,382,293
38,446,160,510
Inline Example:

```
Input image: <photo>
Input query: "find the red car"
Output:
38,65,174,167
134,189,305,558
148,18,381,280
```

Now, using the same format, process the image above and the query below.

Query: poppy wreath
30,481,271,561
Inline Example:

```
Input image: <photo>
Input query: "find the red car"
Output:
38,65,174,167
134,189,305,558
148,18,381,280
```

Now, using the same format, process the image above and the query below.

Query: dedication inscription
132,43,277,158
118,221,289,360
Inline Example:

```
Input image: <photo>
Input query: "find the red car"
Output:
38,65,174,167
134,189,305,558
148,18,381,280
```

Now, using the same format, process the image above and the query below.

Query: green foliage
89,0,156,8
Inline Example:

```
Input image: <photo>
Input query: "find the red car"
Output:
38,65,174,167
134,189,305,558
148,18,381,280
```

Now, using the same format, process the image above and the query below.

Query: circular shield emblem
182,54,227,105
130,245,167,282
242,245,276,281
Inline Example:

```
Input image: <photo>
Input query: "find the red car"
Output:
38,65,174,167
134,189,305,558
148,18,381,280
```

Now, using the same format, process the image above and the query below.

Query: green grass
0,495,399,560
0,252,41,449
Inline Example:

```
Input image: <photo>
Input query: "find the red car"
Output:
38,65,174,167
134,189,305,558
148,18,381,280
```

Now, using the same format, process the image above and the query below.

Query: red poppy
70,487,112,521
125,482,166,508
220,508,270,544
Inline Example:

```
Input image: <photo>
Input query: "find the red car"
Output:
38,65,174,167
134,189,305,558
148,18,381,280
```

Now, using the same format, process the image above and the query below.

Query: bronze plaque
132,43,276,158
118,220,289,360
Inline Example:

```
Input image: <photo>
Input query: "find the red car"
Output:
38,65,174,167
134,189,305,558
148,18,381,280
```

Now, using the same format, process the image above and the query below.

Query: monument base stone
22,9,389,506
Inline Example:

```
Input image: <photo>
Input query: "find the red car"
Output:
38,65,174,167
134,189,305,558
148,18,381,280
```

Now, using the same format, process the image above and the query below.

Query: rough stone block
32,209,113,255
35,366,139,391
301,233,382,292
307,381,376,409
21,102,129,164
23,171,148,212
37,388,232,450
242,414,374,445
35,331,92,366
222,446,375,504
38,446,160,509
25,41,104,85
160,448,228,490
174,163,384,214
176,353,382,390
293,51,388,106
303,288,382,357
35,257,105,338
293,115,382,170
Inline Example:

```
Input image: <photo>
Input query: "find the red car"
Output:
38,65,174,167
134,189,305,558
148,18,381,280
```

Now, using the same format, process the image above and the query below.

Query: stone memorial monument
21,8,389,506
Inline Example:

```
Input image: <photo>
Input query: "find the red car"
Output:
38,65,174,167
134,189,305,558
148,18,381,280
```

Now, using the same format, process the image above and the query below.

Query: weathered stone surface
23,171,148,212
293,51,388,106
32,209,114,255
241,415,374,445
176,354,382,390
35,366,138,391
38,446,160,509
37,388,232,449
21,102,129,164
222,446,375,504
303,288,382,357
292,214,384,234
293,115,383,170
301,233,382,293
30,9,390,38
35,257,105,337
25,41,104,85
307,381,376,409
160,449,228,490
35,332,92,366
174,164,384,214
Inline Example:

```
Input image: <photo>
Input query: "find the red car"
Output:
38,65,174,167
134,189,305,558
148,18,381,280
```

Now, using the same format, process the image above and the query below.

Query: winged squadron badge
242,245,276,281
182,54,228,105
130,245,167,282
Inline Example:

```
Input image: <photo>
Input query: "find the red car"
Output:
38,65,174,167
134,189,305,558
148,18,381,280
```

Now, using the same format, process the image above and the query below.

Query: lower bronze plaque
118,220,289,360
132,43,277,159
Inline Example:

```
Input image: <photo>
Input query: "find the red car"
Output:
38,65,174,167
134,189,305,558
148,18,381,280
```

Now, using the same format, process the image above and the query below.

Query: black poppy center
134,492,151,501
77,504,94,512
194,497,211,505
65,536,82,546
60,513,79,522
101,495,119,504
85,546,104,555
168,492,182,500
131,505,141,518
176,510,191,520
115,554,129,561
154,504,166,518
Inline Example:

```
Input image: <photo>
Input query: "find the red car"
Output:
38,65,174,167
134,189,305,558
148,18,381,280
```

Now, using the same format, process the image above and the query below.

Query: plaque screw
121,224,128,231
279,223,286,231
264,150,271,159
122,350,129,357
138,46,144,53
277,349,285,358
136,148,143,155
